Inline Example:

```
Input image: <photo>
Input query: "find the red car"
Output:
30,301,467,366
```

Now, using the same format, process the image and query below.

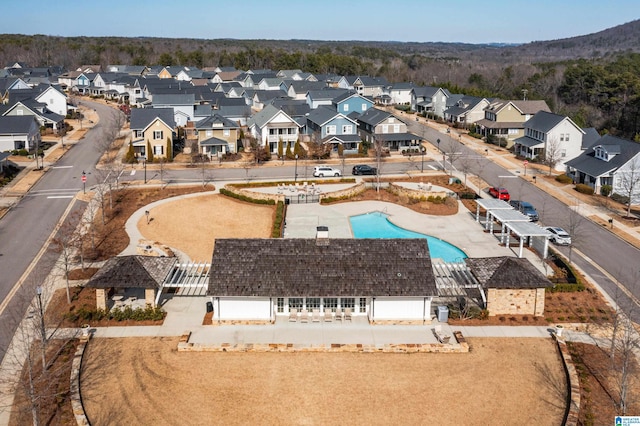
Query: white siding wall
371,297,430,321
549,121,584,171
217,297,272,320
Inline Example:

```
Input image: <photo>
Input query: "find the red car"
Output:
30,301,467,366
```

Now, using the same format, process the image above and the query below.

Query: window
508,128,519,135
277,298,284,313
324,298,337,312
359,298,367,313
382,125,389,133
153,146,164,155
341,298,355,310
306,298,320,312
134,130,142,138
206,130,212,137
389,118,395,123
223,129,230,137
393,125,400,133
288,298,303,311
561,149,567,158
343,104,349,112
342,125,352,134
17,109,23,116
560,133,565,141
565,134,570,141
326,125,336,135
361,103,367,111
153,130,163,140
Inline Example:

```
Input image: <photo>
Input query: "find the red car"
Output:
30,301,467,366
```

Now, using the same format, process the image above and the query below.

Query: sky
3,0,638,44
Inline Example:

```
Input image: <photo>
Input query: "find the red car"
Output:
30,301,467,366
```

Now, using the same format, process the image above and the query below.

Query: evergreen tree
166,137,173,162
124,141,136,163
147,141,154,163
277,139,283,159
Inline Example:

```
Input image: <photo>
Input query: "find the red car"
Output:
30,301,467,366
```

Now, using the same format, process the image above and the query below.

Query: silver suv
313,166,342,177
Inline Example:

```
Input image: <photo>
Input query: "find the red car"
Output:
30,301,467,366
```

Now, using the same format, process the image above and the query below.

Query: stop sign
523,160,528,166
82,175,87,183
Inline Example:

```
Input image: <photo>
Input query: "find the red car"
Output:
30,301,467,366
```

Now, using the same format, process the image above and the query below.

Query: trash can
284,198,290,205
206,301,213,313
437,306,449,323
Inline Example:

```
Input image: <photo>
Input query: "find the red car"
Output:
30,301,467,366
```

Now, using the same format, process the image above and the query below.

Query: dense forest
1,19,639,138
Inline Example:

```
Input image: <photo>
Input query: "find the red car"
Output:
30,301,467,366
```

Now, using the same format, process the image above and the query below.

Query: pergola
475,199,512,230
500,221,552,258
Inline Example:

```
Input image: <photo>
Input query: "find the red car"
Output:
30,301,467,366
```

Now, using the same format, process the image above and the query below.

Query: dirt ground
81,337,566,426
137,193,274,261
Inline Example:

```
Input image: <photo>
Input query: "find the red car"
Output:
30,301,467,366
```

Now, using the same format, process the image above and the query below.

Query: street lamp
294,154,298,182
436,138,441,152
143,157,147,184
82,170,86,194
145,210,150,225
36,286,46,368
421,145,426,173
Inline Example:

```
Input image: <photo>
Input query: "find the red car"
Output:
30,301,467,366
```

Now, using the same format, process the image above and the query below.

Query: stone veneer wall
145,288,156,307
319,182,366,201
486,288,546,316
95,288,106,311
387,182,449,199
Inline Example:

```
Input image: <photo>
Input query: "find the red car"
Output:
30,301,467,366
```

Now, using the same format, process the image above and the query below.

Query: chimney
316,226,329,245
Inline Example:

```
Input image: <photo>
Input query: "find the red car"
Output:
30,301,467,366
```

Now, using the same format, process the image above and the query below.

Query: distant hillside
498,19,640,61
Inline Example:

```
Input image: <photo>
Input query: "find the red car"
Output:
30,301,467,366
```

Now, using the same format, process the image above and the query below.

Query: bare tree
372,137,386,192
544,136,564,176
51,210,84,304
615,156,640,218
564,201,586,264
441,137,464,175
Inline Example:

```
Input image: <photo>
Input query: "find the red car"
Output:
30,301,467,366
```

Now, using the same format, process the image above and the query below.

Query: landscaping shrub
574,183,594,195
555,174,573,184
272,201,285,238
610,192,629,205
600,184,612,196
63,305,165,322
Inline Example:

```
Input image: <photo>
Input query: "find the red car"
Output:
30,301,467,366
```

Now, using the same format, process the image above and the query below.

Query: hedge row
64,305,166,322
574,183,594,195
555,174,573,184
272,201,285,238
219,188,276,205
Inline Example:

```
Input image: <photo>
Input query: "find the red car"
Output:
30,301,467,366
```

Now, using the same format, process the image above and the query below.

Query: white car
545,227,571,245
313,166,342,177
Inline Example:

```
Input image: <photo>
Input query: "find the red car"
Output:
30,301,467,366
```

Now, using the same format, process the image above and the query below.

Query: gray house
0,116,41,152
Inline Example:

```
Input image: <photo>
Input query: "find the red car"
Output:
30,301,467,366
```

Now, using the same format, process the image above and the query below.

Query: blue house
306,106,360,154
332,91,374,115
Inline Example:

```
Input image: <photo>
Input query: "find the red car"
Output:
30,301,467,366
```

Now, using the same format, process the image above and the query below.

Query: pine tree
124,141,136,163
166,137,173,162
277,139,283,159
147,141,154,163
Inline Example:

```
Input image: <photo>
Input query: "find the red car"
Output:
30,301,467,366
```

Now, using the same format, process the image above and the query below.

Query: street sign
81,175,87,183
523,160,528,166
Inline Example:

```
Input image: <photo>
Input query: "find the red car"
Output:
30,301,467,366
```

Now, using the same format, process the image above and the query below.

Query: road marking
47,195,75,199
428,165,437,170
130,170,136,175
51,166,73,169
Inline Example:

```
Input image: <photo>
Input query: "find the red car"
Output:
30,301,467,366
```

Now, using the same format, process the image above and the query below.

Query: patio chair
344,308,352,322
324,308,333,322
312,309,321,322
289,308,298,322
300,309,309,323
334,308,343,322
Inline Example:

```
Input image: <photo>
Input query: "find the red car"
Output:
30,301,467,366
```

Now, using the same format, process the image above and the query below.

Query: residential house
151,93,195,126
565,135,640,203
207,238,437,324
476,100,551,148
270,99,310,120
246,104,301,153
306,88,350,110
0,78,30,103
332,91,374,115
0,116,41,152
217,105,252,127
357,107,421,151
387,82,414,105
284,80,327,100
306,106,360,153
34,85,68,117
193,114,240,157
250,90,287,111
210,70,242,83
513,111,585,170
256,77,286,91
338,76,388,98
443,96,490,125
129,108,176,159
412,86,450,118
2,99,65,132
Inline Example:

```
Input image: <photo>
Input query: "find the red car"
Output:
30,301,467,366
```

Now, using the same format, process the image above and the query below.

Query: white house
566,134,640,203
35,86,68,117
246,104,301,153
513,111,585,171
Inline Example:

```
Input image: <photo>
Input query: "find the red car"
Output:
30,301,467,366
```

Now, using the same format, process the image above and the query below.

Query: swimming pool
349,212,467,262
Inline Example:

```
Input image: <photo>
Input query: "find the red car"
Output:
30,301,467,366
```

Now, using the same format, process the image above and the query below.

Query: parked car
545,227,572,245
352,165,378,175
510,200,539,221
488,187,510,201
313,166,342,177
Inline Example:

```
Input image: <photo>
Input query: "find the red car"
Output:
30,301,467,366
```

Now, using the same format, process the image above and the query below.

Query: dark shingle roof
0,116,38,134
130,108,176,130
356,107,392,126
208,238,436,297
85,256,177,289
466,257,553,289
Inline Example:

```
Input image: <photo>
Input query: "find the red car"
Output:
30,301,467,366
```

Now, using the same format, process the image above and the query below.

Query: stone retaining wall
387,182,449,200
177,332,469,354
319,182,366,201
70,334,90,426
555,335,581,426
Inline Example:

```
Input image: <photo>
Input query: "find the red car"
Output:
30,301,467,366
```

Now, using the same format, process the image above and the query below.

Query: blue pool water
349,212,467,262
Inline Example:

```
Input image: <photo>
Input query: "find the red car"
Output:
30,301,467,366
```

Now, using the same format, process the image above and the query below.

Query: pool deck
284,198,548,274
